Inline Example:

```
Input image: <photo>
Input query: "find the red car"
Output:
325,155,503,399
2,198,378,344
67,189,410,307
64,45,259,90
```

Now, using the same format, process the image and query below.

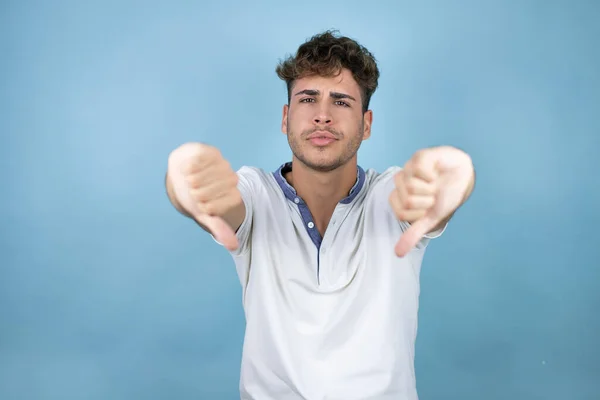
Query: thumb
394,215,437,257
195,213,239,251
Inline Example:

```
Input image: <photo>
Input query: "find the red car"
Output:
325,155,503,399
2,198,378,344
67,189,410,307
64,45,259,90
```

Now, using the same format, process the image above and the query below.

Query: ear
362,110,373,140
281,104,289,134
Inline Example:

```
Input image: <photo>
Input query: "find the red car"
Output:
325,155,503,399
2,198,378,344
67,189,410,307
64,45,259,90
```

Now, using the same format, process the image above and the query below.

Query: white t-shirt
217,162,445,400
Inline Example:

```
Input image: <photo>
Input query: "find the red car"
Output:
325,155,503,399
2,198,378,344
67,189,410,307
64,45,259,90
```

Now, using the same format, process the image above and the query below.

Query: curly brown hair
276,30,380,113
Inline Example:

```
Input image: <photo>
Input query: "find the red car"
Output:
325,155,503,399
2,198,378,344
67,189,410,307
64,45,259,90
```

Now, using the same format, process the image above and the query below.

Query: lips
310,138,335,146
305,129,339,147
307,130,337,140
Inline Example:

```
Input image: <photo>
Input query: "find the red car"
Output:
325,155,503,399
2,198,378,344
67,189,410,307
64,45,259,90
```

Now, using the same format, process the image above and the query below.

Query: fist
390,146,474,257
388,163,438,225
167,142,242,249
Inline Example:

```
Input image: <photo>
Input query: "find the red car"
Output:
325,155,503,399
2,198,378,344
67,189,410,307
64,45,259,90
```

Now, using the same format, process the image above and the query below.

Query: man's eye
300,98,315,103
335,101,349,107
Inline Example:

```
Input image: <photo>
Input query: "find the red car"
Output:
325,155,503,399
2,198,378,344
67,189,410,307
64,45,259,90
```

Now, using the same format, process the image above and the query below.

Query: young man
166,31,475,400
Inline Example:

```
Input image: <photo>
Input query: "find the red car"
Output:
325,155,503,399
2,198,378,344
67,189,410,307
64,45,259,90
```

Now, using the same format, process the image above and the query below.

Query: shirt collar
272,161,366,205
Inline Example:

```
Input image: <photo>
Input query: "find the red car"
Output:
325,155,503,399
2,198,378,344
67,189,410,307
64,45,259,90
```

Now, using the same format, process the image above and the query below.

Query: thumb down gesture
167,142,243,251
389,146,475,257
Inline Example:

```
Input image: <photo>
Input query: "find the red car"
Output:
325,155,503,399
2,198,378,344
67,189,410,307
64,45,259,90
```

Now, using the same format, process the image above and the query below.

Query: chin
298,154,346,173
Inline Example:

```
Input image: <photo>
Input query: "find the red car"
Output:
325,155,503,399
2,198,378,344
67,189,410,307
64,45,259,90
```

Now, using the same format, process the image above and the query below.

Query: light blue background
1,1,599,399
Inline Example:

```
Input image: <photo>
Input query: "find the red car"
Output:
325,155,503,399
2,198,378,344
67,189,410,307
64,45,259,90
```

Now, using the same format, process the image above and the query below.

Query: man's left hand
389,146,475,257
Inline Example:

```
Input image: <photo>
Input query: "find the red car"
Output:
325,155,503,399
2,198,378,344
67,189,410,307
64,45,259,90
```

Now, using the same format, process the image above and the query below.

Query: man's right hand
167,142,243,251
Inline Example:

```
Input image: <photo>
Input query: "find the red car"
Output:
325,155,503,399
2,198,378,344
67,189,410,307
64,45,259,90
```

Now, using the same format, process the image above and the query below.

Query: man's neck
285,158,358,236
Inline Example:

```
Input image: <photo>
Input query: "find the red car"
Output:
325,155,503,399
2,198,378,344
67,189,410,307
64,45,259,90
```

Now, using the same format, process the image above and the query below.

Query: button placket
319,207,346,277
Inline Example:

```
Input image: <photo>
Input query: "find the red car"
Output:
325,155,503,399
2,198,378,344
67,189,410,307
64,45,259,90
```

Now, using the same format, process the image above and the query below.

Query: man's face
281,68,372,172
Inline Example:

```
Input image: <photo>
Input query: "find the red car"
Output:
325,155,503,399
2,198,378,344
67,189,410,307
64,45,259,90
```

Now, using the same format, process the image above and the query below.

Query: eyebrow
294,89,356,102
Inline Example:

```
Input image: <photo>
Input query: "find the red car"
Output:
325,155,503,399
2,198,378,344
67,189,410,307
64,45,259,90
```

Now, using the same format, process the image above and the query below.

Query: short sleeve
210,166,257,256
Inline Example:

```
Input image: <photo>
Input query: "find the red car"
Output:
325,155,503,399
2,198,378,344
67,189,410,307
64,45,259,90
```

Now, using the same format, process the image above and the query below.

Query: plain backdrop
1,0,599,399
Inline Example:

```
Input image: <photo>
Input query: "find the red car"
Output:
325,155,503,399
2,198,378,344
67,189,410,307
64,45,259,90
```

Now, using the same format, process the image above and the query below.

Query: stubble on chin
287,131,363,173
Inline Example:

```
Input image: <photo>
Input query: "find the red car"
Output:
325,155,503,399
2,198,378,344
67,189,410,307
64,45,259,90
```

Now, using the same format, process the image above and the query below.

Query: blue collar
272,162,366,205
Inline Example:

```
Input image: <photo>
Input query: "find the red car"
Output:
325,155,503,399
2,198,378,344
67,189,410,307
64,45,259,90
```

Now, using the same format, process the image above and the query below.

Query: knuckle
190,142,211,153
189,188,201,201
389,191,402,208
397,210,410,221
187,142,207,152
181,161,199,177
201,202,218,215
394,171,404,186
195,190,211,203
176,142,210,160
186,175,202,189
185,174,196,187
413,149,426,162
186,142,221,162
204,145,222,159
195,201,207,214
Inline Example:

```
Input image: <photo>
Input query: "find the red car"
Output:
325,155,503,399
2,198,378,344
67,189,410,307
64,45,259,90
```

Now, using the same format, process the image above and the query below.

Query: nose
313,105,332,125
314,116,332,125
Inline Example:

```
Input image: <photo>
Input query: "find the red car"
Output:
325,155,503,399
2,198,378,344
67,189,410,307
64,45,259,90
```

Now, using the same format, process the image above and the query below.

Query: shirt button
308,222,314,229
321,247,327,254
294,198,300,204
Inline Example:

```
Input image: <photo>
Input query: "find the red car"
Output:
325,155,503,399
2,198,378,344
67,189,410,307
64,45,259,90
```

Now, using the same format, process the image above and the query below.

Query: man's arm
165,171,246,234
389,145,475,256
166,142,246,251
